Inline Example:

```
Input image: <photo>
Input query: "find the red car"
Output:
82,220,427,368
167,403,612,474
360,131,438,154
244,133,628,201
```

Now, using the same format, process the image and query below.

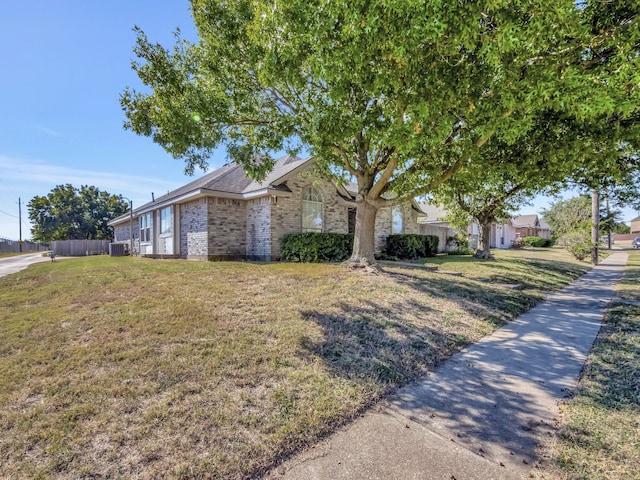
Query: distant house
510,214,552,240
414,206,551,250
416,203,455,250
631,216,640,234
109,156,442,261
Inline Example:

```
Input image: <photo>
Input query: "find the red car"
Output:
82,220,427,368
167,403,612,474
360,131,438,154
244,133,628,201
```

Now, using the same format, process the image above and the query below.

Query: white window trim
302,187,324,232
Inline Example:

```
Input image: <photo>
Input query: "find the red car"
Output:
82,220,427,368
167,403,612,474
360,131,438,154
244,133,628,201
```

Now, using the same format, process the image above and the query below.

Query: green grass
0,250,593,479
534,248,640,479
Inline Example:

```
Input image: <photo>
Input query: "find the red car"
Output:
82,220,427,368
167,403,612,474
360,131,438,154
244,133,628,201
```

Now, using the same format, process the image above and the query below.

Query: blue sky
0,2,637,241
0,1,206,240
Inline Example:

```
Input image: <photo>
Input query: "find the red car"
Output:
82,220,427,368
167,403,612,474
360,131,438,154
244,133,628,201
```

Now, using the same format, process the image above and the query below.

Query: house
416,203,455,250
631,216,640,234
414,205,551,250
510,214,552,240
109,155,440,261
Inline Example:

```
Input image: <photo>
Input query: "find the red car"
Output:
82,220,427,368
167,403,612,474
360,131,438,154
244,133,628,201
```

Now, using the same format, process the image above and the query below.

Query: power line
0,208,18,218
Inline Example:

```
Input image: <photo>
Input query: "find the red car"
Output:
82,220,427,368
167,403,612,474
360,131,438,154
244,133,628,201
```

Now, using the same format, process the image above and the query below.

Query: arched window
302,187,323,232
392,205,403,234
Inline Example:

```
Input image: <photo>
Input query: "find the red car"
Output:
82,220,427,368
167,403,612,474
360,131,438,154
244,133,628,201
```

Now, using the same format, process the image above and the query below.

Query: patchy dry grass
534,249,640,480
414,247,591,290
0,250,590,479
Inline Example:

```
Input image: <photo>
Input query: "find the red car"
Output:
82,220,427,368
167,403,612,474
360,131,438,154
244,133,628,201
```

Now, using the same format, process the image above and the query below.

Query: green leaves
27,185,129,243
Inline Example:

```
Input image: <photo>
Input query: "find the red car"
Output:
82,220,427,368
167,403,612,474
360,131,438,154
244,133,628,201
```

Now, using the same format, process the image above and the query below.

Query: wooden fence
419,224,453,252
50,239,111,256
0,237,48,253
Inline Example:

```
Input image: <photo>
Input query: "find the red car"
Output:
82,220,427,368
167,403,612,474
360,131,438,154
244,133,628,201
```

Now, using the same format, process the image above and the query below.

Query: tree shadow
418,254,591,290
298,266,545,391
293,261,616,471
300,298,456,387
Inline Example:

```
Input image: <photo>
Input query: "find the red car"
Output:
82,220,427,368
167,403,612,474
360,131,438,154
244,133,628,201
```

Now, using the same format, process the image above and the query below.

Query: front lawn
0,249,591,479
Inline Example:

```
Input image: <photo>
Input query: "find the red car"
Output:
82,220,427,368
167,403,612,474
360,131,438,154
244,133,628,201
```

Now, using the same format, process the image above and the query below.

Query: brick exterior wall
207,197,247,260
113,220,140,254
375,203,422,254
246,197,272,261
269,170,350,260
180,199,209,259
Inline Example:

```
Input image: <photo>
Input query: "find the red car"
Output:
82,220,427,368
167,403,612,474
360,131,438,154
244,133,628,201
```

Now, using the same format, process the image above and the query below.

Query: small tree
28,185,128,243
542,196,594,260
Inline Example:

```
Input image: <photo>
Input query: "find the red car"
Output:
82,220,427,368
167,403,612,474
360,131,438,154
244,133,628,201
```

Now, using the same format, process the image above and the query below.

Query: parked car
633,237,640,249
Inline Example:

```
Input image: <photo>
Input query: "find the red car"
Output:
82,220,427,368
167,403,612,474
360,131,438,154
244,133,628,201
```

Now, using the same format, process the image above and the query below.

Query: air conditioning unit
109,243,126,257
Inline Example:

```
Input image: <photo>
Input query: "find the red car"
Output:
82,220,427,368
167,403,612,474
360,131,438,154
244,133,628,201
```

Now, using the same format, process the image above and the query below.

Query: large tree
28,185,128,242
121,0,639,264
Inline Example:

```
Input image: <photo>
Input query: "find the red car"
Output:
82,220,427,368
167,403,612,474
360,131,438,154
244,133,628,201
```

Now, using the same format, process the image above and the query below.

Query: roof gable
512,214,539,227
109,155,313,224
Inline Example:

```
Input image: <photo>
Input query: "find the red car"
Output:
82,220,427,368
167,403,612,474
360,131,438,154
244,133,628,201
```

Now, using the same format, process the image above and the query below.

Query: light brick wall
269,170,349,260
246,198,272,260
208,197,247,259
403,204,422,235
375,202,423,254
180,199,208,259
113,220,140,253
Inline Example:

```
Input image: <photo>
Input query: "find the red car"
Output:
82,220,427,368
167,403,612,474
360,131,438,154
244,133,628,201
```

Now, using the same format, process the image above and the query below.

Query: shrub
281,232,354,262
560,232,592,261
522,236,555,248
446,234,473,255
385,234,439,259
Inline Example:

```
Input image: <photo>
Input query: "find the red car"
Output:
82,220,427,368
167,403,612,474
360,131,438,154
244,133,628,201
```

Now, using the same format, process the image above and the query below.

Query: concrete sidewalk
267,251,628,480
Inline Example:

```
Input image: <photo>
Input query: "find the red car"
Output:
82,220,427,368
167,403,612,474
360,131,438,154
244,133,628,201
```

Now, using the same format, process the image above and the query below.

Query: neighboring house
631,216,640,234
415,205,551,250
109,155,435,261
510,214,552,241
417,203,455,251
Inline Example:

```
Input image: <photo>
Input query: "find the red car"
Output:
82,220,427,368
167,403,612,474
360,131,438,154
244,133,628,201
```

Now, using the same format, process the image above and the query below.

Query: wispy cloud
0,155,181,205
31,123,61,137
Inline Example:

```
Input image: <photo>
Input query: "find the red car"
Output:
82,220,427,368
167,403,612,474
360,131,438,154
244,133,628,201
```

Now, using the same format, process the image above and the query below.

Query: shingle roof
110,155,311,224
511,214,539,227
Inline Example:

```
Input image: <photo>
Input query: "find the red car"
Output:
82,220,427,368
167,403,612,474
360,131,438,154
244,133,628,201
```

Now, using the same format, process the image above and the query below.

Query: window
392,205,403,234
160,206,173,235
302,187,323,232
140,213,152,242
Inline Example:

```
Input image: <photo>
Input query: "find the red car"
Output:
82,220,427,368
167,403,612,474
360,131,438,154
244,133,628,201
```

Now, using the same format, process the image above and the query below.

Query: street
0,252,52,279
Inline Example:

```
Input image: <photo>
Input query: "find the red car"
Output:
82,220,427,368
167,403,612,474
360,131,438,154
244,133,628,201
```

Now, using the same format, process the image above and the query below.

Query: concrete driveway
0,252,53,279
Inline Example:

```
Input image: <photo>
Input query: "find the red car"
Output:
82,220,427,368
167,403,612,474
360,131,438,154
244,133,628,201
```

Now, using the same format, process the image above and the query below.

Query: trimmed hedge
385,234,439,259
522,236,554,248
281,232,354,262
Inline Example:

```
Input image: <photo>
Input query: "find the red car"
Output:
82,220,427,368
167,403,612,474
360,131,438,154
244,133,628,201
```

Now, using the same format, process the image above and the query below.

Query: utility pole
606,193,612,250
129,200,133,256
18,197,22,253
591,190,599,265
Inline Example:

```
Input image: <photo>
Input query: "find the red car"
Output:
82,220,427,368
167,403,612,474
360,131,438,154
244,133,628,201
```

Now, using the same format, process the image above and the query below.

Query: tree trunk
345,200,378,268
474,222,494,259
